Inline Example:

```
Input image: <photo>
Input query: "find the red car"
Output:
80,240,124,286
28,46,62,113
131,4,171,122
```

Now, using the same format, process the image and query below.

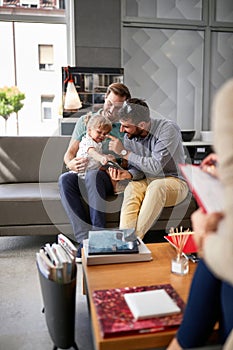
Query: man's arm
64,114,90,172
64,138,79,164
108,123,183,179
125,121,184,178
108,134,144,180
64,138,88,172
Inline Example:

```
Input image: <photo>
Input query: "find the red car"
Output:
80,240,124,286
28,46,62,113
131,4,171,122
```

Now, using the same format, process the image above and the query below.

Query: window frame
41,95,55,121
38,44,54,71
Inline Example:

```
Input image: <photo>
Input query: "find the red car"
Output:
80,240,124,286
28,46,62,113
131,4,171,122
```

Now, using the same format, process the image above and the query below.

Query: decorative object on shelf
181,130,195,142
168,227,190,275
200,131,213,142
63,67,82,112
0,85,25,135
61,66,124,119
63,80,82,111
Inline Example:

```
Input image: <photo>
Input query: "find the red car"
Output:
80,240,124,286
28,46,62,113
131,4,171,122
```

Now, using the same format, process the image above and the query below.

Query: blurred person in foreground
167,79,233,350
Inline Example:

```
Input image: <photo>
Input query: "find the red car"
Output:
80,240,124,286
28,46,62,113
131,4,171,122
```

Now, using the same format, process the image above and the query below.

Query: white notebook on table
124,289,181,320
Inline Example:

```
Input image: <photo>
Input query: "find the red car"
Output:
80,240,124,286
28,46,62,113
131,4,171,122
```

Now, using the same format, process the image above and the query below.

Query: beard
104,109,119,122
126,126,145,139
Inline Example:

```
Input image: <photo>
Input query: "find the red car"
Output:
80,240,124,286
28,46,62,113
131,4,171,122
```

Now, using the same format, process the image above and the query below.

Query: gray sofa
0,136,197,238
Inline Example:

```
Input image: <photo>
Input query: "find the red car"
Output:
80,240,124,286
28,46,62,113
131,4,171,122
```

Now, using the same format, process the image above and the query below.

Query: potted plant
0,86,25,135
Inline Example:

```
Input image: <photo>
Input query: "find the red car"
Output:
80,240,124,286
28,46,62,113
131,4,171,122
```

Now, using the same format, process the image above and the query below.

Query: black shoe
76,243,83,263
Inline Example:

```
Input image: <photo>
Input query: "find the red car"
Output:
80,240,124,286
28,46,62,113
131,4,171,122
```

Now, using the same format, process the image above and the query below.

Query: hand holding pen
200,153,219,178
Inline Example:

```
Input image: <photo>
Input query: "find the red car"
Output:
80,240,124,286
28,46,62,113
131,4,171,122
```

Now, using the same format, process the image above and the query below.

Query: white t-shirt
76,133,103,171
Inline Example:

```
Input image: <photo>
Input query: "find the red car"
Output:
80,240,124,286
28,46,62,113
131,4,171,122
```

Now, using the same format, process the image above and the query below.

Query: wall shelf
184,142,213,165
62,67,124,119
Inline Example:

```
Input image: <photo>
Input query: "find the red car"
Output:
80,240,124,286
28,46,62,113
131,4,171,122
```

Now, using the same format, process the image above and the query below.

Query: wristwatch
120,149,128,156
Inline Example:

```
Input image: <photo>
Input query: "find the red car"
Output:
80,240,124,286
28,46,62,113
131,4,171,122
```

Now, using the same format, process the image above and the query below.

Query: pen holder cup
38,266,78,350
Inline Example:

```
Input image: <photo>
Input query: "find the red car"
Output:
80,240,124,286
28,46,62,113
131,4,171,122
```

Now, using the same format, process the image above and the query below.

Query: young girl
76,114,114,172
76,114,126,194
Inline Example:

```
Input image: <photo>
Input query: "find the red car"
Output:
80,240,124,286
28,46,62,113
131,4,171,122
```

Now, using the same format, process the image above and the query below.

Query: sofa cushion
0,183,123,227
0,136,70,184
0,183,69,226
0,182,196,229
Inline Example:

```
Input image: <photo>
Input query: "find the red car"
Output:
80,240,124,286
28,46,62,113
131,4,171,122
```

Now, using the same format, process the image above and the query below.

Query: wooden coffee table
82,242,197,350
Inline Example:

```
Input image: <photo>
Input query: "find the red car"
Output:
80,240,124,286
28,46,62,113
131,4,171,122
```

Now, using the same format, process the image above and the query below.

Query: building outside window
0,1,67,136
1,0,63,8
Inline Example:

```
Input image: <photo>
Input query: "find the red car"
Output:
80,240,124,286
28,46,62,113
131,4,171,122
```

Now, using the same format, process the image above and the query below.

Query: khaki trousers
119,176,189,239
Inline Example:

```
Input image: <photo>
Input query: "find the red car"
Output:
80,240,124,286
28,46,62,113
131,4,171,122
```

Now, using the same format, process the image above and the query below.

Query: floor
0,235,222,350
0,235,94,350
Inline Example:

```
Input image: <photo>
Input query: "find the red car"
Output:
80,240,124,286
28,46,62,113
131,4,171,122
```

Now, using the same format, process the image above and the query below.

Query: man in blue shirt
58,83,131,261
107,98,189,239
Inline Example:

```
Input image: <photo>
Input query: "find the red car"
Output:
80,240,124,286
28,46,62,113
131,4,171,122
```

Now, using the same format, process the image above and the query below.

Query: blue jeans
177,259,233,348
58,169,114,243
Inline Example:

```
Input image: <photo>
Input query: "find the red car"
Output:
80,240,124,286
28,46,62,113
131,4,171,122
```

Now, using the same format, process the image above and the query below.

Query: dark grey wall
74,0,121,68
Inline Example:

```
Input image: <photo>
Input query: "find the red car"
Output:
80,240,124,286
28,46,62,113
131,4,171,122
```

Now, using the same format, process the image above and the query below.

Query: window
41,96,54,120
20,0,39,8
0,2,66,136
39,44,54,71
2,0,63,8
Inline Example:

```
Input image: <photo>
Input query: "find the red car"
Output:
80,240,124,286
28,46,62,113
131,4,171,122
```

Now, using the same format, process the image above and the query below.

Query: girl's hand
100,156,108,165
106,154,116,162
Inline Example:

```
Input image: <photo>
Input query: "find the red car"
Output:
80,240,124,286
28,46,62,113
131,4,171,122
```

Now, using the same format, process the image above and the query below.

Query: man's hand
66,157,88,173
107,135,124,155
108,167,132,181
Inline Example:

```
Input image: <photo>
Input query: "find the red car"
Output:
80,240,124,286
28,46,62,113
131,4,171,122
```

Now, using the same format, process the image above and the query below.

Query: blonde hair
86,114,112,133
